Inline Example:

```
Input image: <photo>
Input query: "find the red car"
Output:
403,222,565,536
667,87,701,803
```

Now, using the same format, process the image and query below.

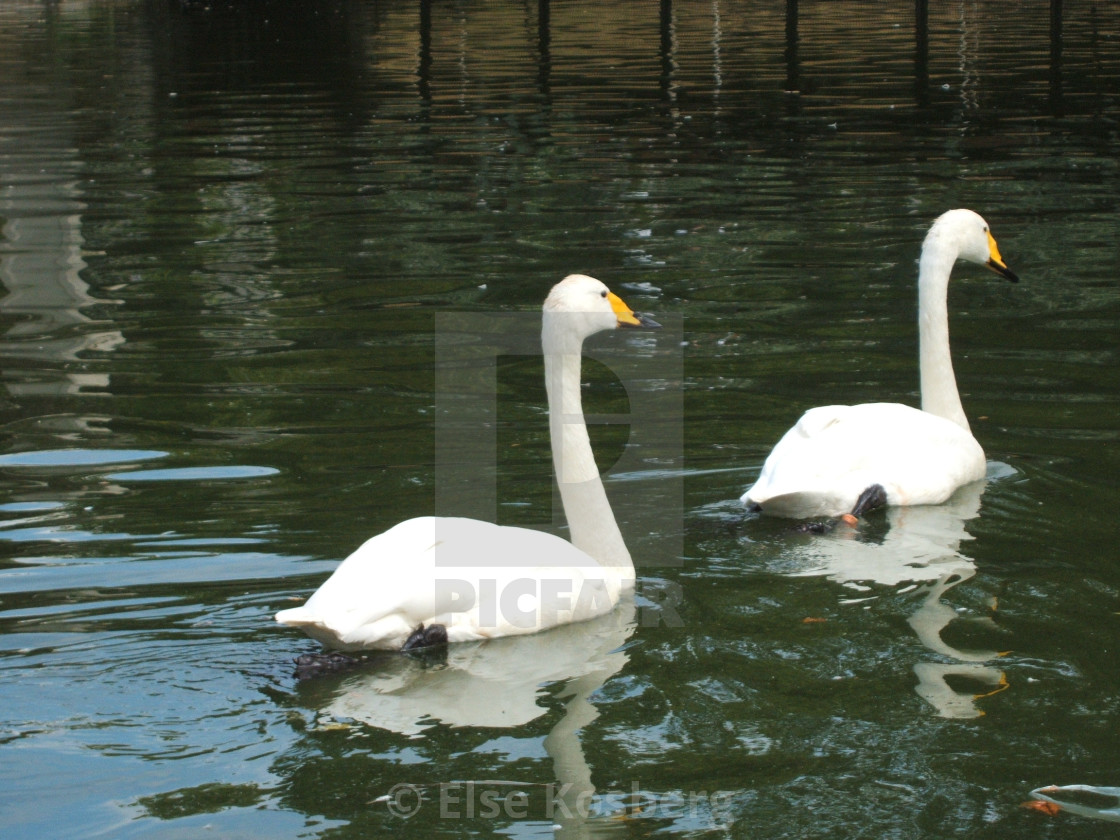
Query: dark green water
1,1,1118,837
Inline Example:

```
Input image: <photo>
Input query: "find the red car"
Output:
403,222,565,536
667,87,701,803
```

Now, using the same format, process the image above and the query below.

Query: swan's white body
276,274,656,650
747,402,985,518
742,209,1017,519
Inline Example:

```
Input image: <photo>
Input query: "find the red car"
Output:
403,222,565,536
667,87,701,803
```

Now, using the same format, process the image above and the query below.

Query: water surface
1,1,1118,838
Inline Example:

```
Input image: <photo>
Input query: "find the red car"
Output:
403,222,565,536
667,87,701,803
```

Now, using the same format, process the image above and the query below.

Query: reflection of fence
407,0,1074,113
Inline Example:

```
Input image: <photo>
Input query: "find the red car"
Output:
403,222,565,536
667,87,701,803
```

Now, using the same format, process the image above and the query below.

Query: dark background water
1,0,1118,837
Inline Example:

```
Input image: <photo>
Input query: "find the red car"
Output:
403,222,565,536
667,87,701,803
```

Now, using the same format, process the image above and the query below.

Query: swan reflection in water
786,474,1010,718
295,598,637,838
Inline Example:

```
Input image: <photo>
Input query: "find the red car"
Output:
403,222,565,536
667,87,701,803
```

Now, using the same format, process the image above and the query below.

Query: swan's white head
924,209,1019,283
543,274,659,347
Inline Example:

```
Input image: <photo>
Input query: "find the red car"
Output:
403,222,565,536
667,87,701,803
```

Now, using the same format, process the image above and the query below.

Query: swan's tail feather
747,490,852,520
275,606,318,627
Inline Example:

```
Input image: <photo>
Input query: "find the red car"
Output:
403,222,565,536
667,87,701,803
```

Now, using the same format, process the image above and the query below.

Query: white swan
276,274,659,651
742,209,1018,521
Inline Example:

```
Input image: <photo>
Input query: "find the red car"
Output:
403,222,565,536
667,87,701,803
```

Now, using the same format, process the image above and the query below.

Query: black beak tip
620,313,661,329
988,260,1020,283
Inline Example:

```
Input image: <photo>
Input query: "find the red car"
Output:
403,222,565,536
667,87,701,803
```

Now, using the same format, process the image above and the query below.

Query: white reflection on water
0,105,123,399
301,599,636,839
787,470,1013,718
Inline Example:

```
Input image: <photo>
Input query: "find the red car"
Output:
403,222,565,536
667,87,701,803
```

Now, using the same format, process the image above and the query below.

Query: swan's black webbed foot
794,484,889,534
293,651,360,679
792,518,839,535
402,622,448,652
745,501,763,513
851,484,888,518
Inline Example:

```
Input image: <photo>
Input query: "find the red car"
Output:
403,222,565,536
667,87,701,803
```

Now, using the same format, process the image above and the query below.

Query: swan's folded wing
277,517,448,637
744,405,861,509
743,403,985,516
789,404,850,439
276,516,625,649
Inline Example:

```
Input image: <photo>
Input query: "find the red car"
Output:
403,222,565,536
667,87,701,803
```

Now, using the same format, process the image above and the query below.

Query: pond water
1,0,1118,837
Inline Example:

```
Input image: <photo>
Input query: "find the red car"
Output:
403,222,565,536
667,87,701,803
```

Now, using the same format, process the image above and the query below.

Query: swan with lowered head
742,209,1018,522
276,274,659,651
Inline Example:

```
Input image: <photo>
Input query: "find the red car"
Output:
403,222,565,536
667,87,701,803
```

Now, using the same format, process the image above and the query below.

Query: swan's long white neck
917,238,970,431
542,319,634,577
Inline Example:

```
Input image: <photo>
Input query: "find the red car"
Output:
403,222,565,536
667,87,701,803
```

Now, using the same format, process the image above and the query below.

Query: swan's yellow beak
609,291,661,329
985,230,1020,283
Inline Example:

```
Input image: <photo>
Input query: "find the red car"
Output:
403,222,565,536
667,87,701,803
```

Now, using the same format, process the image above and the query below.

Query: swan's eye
600,290,608,298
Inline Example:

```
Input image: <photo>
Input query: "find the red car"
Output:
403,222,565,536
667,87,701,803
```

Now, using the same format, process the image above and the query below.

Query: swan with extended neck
742,209,1018,522
276,274,659,650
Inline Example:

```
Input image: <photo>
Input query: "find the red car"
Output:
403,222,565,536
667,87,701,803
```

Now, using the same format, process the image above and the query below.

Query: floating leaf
1022,800,1062,816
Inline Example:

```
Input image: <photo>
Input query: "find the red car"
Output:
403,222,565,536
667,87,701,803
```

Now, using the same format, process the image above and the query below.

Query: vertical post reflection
710,0,723,114
785,0,799,98
417,0,432,109
1050,0,1064,115
538,0,551,100
659,0,674,102
915,0,929,107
